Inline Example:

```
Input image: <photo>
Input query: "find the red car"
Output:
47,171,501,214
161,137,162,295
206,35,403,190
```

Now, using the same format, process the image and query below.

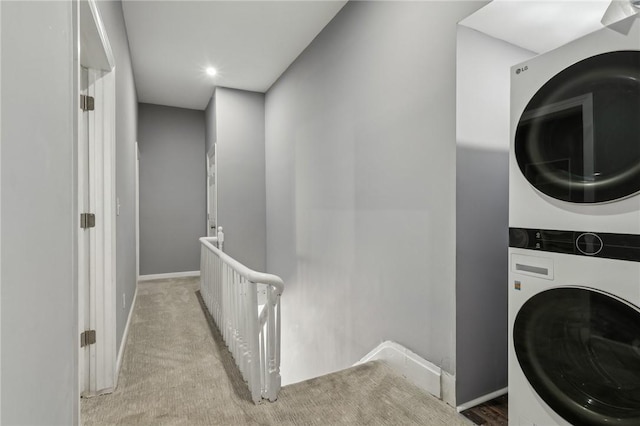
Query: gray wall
138,103,206,275
205,91,216,155
265,1,485,386
1,1,78,423
455,26,535,404
215,88,267,271
96,0,139,354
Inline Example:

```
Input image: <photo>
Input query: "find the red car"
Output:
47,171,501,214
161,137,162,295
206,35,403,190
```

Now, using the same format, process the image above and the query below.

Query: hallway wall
1,1,77,423
207,88,267,271
265,0,485,388
96,0,140,354
455,26,536,405
205,91,216,155
138,103,206,275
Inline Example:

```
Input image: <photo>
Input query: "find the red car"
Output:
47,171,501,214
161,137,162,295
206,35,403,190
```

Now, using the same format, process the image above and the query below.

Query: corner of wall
356,341,443,401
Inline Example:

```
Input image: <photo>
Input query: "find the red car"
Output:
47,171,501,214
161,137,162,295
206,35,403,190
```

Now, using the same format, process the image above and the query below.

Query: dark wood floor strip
460,394,508,426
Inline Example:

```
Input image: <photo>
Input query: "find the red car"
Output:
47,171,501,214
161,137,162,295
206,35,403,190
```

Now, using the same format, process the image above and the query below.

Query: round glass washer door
515,50,640,203
514,287,640,426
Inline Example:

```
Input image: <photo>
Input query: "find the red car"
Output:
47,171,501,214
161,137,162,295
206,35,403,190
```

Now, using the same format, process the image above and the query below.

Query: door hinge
80,94,95,111
80,330,96,348
80,213,96,229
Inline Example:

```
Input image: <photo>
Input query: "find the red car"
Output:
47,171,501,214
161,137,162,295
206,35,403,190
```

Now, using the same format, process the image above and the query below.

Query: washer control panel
509,228,640,262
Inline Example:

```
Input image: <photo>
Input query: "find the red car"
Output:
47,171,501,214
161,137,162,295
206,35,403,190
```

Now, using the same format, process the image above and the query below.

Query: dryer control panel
509,227,640,262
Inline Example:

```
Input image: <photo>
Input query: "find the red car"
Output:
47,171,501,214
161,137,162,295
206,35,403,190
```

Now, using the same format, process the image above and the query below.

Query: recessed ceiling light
206,67,217,77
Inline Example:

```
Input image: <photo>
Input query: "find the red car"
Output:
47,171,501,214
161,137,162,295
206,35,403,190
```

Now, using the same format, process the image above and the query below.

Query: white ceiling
122,1,347,110
460,0,612,54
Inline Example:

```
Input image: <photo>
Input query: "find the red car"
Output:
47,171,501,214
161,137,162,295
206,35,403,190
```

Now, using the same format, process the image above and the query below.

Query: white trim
114,284,138,389
0,0,3,419
456,387,508,413
138,271,201,281
86,0,114,70
206,147,211,236
356,341,442,400
441,370,457,407
135,142,140,282
206,143,218,237
74,3,82,421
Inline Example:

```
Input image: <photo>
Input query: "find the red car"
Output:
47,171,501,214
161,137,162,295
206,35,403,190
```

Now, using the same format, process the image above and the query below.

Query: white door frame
206,144,218,237
0,1,3,420
135,142,140,281
78,0,117,398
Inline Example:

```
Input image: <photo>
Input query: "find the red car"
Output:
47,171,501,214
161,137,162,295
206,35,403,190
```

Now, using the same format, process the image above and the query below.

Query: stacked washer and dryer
508,15,640,426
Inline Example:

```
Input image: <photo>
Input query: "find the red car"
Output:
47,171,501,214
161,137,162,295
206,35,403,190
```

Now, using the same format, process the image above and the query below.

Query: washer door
515,51,640,203
514,287,640,426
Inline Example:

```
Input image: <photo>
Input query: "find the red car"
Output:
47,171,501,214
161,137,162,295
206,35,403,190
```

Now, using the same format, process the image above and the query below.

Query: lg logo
515,65,529,75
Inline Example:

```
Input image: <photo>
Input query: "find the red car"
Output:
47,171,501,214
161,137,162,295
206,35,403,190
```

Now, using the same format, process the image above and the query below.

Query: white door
79,67,117,397
207,144,218,236
78,66,92,395
78,0,117,399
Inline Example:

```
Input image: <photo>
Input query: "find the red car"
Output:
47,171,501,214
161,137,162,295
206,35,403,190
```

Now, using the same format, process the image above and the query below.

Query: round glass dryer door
515,51,640,203
514,287,640,426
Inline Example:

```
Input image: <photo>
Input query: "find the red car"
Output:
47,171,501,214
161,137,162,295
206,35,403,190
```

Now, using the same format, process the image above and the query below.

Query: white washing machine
510,16,640,235
508,247,640,425
509,14,640,426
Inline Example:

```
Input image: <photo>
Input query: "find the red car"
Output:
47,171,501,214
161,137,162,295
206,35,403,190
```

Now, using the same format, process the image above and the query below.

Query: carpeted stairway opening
82,277,471,425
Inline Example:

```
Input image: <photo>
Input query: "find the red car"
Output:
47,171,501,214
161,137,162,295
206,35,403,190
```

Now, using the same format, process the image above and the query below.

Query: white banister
199,236,283,404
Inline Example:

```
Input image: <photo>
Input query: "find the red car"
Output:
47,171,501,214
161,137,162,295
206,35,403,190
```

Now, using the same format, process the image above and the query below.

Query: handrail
199,237,284,295
199,235,284,404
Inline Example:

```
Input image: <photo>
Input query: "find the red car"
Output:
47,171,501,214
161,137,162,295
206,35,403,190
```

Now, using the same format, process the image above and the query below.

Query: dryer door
514,287,640,426
515,51,640,203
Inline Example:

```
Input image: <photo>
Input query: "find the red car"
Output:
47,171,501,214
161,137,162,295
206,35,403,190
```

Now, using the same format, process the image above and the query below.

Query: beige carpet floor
82,277,471,425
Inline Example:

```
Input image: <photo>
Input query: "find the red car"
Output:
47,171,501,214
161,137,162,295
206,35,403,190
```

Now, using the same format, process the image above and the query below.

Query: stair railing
199,235,283,404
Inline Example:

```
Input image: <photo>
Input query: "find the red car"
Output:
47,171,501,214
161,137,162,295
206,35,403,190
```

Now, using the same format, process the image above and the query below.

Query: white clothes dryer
508,241,640,426
510,16,640,234
509,14,640,426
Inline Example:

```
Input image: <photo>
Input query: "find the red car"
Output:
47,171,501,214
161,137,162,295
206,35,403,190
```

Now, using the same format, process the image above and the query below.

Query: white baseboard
114,284,138,389
356,341,442,400
441,370,457,407
456,387,508,412
138,270,200,281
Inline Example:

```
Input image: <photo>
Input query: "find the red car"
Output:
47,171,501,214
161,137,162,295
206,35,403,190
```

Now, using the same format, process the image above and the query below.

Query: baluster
207,252,212,312
211,253,216,318
266,289,281,401
201,247,206,306
238,274,244,376
245,279,251,380
212,252,216,322
214,254,219,323
217,255,221,324
235,271,241,371
225,263,231,345
260,318,266,396
232,268,236,357
200,246,205,300
247,279,260,404
243,278,250,379
274,293,282,398
266,290,274,400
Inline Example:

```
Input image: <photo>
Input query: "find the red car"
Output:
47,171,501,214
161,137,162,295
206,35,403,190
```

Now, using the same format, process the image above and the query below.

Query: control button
576,233,603,256
509,228,530,248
